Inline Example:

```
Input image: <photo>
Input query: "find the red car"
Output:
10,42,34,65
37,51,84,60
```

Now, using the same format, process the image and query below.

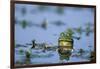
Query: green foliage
85,25,91,36
20,20,28,29
75,27,83,35
78,48,85,56
19,49,24,54
25,58,31,64
25,51,31,59
84,22,93,36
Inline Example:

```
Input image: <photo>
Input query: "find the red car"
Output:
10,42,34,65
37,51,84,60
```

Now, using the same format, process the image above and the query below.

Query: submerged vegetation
20,20,28,29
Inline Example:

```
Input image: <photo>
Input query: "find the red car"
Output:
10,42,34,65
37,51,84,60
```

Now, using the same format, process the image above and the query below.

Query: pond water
14,3,95,66
15,46,91,65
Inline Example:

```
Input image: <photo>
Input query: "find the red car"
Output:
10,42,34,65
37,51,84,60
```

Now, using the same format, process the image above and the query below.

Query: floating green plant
25,58,31,64
20,20,28,29
74,27,83,35
78,48,85,56
19,49,24,54
25,51,31,59
85,25,92,36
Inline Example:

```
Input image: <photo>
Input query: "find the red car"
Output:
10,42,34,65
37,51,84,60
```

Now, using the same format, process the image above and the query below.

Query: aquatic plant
85,25,93,36
16,60,23,65
56,6,64,15
20,20,28,29
25,58,31,64
19,49,24,54
21,7,27,16
85,22,94,27
25,51,31,59
78,48,85,56
74,27,83,35
41,19,48,29
89,51,95,61
31,40,36,49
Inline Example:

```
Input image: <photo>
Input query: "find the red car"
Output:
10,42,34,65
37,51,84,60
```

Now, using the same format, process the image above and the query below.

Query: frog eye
60,32,65,37
66,34,69,36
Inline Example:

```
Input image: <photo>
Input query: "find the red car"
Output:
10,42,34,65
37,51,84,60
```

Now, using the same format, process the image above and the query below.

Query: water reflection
89,51,95,62
15,44,95,65
21,7,27,16
58,50,72,62
51,20,66,26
